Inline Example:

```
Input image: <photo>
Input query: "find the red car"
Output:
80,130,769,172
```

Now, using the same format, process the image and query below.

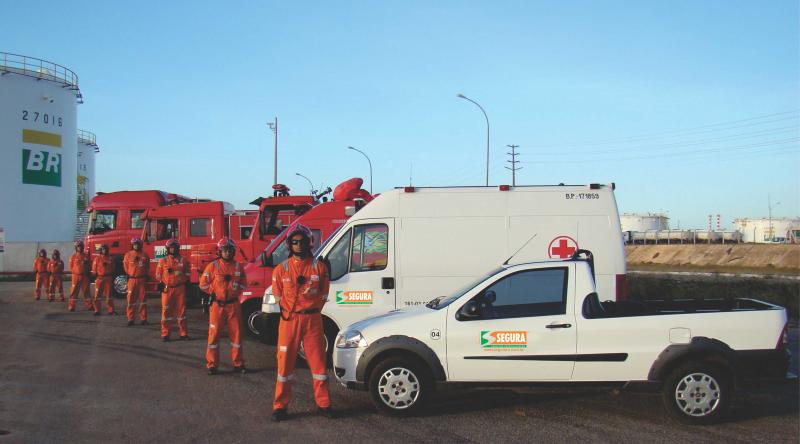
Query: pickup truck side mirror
457,300,481,321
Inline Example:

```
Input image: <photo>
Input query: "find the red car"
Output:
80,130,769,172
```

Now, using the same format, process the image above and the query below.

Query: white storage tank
734,217,800,243
0,52,82,242
620,212,670,232
77,129,98,211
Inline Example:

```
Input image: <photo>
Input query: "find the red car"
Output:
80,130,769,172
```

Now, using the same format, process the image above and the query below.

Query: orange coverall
68,252,93,311
33,257,49,300
92,255,115,314
47,258,65,301
123,250,150,322
199,259,247,369
272,256,331,410
156,254,190,338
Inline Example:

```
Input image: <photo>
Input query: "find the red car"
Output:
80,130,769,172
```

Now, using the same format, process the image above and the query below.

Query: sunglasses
289,239,309,245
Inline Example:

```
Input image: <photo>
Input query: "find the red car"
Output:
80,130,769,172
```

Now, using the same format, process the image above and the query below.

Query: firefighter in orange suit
47,249,65,302
271,224,333,422
92,244,116,316
156,239,190,341
199,237,247,374
123,237,149,326
33,249,49,300
68,241,92,312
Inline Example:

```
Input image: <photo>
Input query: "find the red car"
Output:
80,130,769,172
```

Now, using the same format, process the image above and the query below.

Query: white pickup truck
332,251,793,424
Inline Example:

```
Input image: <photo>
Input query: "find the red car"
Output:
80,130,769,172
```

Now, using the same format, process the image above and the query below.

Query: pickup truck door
322,219,395,329
446,265,576,381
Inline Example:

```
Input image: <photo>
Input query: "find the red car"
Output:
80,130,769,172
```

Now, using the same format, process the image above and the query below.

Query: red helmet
38,248,47,256
286,224,313,248
52,249,61,257
74,240,84,249
217,237,236,251
165,239,180,250
131,237,143,246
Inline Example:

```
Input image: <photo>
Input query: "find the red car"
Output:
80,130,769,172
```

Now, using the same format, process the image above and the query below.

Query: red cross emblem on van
548,236,578,259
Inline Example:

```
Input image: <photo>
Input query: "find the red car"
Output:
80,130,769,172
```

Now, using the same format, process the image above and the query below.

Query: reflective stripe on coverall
68,252,92,311
92,255,115,314
47,258,65,301
272,256,331,410
123,250,150,321
156,254,190,337
33,257,49,300
199,259,247,368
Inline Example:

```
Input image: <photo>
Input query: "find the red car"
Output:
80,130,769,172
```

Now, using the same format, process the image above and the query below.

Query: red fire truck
241,178,373,339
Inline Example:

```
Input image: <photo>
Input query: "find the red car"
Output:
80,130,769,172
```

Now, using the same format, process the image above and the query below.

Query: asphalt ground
0,282,797,443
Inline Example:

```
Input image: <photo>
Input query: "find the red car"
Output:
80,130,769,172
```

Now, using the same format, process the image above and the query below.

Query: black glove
157,282,165,292
224,275,232,283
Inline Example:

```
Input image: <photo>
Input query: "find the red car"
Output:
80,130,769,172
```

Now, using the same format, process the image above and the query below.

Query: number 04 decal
430,329,441,340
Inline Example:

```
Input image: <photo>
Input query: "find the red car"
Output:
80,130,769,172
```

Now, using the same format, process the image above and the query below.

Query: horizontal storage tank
0,52,82,242
734,217,800,243
620,213,670,232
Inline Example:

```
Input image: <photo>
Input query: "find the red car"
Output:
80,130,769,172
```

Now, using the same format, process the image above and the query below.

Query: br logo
23,149,61,187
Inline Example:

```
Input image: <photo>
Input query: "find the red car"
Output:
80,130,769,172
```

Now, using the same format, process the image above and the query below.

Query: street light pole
457,93,490,186
347,146,372,194
267,117,278,186
295,172,315,195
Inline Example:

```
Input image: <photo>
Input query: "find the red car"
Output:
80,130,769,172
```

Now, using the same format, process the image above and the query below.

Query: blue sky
4,0,798,228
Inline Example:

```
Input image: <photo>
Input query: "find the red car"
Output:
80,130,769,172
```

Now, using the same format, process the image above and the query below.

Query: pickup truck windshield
427,267,505,310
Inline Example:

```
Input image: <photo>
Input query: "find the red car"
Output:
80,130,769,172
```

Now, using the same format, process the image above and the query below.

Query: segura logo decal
336,290,373,305
481,330,528,351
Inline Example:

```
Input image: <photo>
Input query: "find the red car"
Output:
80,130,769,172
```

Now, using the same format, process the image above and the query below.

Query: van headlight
335,330,368,349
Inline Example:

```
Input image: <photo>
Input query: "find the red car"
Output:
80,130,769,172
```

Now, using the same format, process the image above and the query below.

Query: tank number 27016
22,110,63,127
565,193,600,200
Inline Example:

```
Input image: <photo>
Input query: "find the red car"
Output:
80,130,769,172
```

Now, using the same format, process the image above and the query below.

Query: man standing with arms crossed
92,244,116,316
199,238,247,375
156,239,190,341
271,224,334,422
123,237,149,326
68,241,92,312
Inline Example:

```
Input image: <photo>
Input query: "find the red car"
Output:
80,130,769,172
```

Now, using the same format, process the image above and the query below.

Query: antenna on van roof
503,233,537,265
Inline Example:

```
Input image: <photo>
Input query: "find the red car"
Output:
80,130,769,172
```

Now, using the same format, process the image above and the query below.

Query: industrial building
0,51,97,272
734,217,800,244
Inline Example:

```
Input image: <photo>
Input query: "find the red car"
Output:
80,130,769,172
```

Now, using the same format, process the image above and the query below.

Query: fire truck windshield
88,210,116,234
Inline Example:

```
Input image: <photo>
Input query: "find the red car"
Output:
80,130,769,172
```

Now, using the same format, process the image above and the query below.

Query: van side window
130,210,145,229
239,225,253,240
470,268,568,320
190,218,211,237
350,224,388,273
328,229,353,281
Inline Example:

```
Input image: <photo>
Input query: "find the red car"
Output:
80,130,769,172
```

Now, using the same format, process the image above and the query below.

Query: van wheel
112,275,128,299
662,362,731,425
242,299,263,339
297,319,338,367
369,356,431,416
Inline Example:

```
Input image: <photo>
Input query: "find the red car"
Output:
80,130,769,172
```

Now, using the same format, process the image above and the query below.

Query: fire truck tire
242,299,264,339
112,275,128,299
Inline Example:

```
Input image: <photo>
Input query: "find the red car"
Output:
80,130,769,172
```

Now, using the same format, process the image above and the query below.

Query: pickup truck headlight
335,330,368,349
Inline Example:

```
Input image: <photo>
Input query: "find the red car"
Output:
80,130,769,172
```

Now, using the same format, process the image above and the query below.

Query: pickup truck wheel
242,299,263,339
112,275,128,299
369,356,430,416
662,363,731,425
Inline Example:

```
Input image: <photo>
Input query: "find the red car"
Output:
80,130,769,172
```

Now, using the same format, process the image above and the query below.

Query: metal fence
0,52,83,102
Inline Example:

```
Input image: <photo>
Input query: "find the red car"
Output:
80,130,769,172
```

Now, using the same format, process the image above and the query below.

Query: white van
263,184,626,354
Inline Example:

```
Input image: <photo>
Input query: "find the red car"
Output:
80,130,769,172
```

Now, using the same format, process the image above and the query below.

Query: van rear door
322,219,395,328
